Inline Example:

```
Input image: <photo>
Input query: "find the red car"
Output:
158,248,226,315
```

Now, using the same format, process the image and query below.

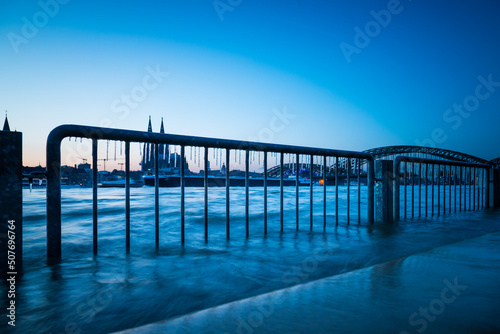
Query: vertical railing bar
181,146,186,244
477,168,480,210
92,138,98,256
463,166,466,210
448,165,451,213
476,167,479,210
472,167,476,211
454,166,457,213
225,149,230,239
125,141,130,252
482,168,485,209
404,161,407,219
155,143,159,251
477,167,479,210
477,168,480,209
468,167,472,211
367,158,374,224
465,167,468,211
464,167,467,211
431,163,435,217
483,168,486,209
464,167,467,210
310,154,314,231
411,162,414,219
324,155,327,230
481,168,487,209
473,167,476,211
437,164,441,216
357,158,361,224
479,168,481,209
484,168,487,209
323,155,326,231
347,157,350,225
481,168,485,209
204,146,208,242
459,166,462,211
425,163,428,217
335,156,339,226
445,166,448,214
418,163,422,218
444,166,447,214
478,168,481,209
280,152,284,232
296,153,299,231
264,152,268,234
245,150,250,238
484,168,486,209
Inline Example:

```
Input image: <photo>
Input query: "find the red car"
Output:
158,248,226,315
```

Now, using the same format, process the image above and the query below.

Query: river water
2,186,500,333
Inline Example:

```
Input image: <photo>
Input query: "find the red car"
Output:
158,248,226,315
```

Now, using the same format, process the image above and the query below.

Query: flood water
2,186,500,333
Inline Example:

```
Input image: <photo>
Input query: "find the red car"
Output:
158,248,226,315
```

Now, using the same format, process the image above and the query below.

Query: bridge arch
489,157,500,167
363,145,488,164
264,146,491,176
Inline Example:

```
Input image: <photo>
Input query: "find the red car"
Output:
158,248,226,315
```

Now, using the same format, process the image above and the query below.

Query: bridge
266,145,496,179
363,145,492,164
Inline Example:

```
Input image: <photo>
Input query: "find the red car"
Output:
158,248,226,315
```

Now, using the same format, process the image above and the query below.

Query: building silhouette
141,116,188,173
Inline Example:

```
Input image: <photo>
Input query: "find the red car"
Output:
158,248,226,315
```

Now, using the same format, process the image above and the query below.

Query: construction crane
97,158,125,171
76,157,88,164
97,158,107,171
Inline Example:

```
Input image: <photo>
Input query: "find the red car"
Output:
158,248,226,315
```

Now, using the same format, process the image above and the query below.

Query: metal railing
47,125,375,259
393,156,491,221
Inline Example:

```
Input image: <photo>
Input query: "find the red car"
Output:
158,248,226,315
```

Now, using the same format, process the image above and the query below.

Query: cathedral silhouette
141,116,188,173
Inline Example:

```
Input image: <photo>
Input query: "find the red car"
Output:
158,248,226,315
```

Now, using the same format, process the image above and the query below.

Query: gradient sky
1,0,500,170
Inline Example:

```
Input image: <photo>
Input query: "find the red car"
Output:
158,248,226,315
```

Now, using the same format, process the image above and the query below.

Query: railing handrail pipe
47,124,375,260
393,156,491,221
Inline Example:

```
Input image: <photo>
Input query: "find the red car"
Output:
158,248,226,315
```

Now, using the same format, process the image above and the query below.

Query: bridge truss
265,146,493,176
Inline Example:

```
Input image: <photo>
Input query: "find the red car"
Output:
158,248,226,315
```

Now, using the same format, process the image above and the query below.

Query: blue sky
1,0,500,169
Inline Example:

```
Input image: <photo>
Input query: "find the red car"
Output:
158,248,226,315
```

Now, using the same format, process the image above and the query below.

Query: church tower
158,117,168,169
3,111,10,131
141,116,154,172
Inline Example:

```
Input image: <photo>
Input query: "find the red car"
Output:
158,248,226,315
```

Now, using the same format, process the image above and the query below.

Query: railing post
485,166,491,209
393,158,401,222
125,141,130,252
92,139,98,255
367,157,375,223
375,159,393,223
154,143,159,250
493,168,500,208
1,129,23,277
46,130,62,261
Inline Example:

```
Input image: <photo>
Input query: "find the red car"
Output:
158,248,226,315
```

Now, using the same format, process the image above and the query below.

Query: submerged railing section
393,156,490,221
47,125,375,259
